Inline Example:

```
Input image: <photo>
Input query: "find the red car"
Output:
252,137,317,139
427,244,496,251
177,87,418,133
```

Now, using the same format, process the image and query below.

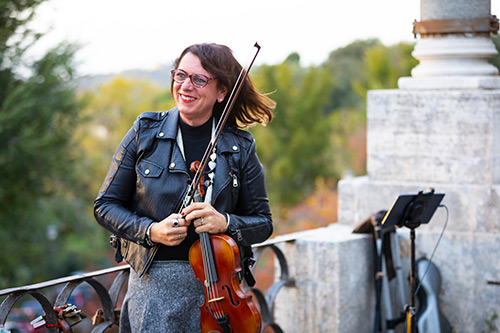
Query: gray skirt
119,260,205,333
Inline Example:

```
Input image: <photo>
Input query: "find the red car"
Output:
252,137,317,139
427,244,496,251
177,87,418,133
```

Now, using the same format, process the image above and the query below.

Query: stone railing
0,241,293,332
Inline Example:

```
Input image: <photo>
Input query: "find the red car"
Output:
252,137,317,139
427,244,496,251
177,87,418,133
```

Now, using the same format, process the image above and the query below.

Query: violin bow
180,43,261,210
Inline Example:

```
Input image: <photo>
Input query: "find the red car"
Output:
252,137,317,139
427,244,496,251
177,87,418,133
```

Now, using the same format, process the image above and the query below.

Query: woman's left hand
182,202,228,234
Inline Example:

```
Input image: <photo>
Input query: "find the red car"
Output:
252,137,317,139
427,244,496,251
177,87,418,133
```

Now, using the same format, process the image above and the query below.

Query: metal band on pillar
413,15,499,36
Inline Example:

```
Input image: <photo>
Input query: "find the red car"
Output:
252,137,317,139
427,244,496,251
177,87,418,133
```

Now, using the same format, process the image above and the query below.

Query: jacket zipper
229,172,238,187
227,172,243,241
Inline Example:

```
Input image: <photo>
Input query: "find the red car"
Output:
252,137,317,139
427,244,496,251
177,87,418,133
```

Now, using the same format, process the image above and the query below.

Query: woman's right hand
150,214,189,246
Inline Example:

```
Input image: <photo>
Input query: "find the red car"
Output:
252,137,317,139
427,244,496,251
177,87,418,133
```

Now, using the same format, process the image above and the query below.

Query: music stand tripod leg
391,231,407,309
406,228,418,333
381,246,395,333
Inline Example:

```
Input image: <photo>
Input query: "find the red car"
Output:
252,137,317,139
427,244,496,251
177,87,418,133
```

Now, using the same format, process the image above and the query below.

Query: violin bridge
208,296,225,303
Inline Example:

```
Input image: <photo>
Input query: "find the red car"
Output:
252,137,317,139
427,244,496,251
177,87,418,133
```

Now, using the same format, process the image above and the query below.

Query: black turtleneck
154,116,212,261
179,116,212,176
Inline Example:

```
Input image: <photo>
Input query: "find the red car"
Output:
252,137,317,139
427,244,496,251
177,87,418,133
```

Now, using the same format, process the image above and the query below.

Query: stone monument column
338,0,500,331
400,0,499,89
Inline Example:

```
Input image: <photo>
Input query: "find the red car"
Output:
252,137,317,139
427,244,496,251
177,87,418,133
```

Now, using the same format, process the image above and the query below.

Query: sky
27,0,499,76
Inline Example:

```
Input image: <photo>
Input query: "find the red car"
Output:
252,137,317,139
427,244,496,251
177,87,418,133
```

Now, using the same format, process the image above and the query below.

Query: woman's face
173,52,226,126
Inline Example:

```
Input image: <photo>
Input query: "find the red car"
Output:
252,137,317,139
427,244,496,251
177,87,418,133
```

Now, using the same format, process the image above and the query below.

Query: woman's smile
180,93,196,103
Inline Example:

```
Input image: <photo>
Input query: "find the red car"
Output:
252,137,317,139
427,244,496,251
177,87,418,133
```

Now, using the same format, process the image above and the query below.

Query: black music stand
381,189,444,333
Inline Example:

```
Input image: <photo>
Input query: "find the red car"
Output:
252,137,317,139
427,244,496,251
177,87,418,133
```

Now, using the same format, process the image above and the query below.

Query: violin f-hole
222,284,240,306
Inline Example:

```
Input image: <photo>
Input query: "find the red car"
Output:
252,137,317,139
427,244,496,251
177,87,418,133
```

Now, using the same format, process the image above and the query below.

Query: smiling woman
170,43,274,128
94,43,275,332
171,52,226,126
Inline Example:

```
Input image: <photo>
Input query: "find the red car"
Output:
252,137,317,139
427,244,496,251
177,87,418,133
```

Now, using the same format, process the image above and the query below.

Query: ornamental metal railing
0,240,294,332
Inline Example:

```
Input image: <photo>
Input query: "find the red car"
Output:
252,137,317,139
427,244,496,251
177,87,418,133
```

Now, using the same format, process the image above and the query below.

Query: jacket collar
157,107,240,155
156,107,179,140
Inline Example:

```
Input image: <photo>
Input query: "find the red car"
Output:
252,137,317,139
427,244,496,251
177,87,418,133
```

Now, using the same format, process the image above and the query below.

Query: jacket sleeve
226,139,273,246
93,121,153,246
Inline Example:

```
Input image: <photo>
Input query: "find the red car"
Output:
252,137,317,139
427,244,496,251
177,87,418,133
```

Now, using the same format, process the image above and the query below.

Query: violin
189,233,261,333
182,44,263,333
189,160,261,332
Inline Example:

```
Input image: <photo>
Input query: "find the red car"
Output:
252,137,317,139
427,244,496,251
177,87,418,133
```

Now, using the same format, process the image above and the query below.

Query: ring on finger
178,233,181,240
200,217,204,226
172,219,179,228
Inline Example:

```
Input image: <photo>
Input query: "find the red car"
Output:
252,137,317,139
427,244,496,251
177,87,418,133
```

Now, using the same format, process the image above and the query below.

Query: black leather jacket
94,108,273,277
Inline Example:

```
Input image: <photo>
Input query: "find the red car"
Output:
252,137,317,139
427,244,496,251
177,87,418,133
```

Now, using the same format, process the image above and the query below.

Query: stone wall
273,224,375,333
273,88,500,332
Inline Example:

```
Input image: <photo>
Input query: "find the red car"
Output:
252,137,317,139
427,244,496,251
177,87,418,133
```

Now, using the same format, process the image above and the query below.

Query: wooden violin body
189,234,261,333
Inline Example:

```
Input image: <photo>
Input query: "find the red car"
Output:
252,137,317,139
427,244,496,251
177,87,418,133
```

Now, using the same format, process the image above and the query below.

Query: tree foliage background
0,0,105,287
1,1,500,289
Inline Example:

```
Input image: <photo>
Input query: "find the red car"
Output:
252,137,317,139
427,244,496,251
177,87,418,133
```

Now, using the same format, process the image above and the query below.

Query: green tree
1,1,44,106
354,41,417,95
76,77,172,193
252,54,335,205
0,0,94,287
252,40,418,207
323,39,381,111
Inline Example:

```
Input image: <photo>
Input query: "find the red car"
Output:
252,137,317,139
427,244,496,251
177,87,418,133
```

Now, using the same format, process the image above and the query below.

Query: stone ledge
273,224,375,333
398,76,500,90
338,177,500,233
272,217,500,332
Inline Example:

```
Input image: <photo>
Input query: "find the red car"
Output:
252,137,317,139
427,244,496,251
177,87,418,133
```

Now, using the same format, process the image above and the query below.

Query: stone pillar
337,0,500,331
274,1,500,332
399,0,500,89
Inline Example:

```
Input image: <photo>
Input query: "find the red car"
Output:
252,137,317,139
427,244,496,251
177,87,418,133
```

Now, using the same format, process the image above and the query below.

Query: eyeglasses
171,69,214,88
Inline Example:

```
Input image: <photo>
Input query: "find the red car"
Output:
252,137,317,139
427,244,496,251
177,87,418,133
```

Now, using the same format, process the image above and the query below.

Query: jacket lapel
157,108,189,174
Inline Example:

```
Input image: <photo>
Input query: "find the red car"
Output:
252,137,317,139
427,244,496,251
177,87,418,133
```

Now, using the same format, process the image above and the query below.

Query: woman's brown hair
172,43,275,128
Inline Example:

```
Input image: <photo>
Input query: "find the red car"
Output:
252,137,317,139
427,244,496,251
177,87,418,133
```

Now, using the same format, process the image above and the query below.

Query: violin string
200,234,214,311
188,170,224,320
202,232,223,319
209,239,223,319
202,236,214,316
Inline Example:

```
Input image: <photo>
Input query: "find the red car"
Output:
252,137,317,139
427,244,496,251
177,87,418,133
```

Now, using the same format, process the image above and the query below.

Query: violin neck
200,232,218,283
